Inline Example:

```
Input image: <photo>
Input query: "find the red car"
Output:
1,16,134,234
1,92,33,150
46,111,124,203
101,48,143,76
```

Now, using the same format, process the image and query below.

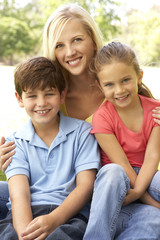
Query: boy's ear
15,92,24,108
60,89,67,104
138,70,143,84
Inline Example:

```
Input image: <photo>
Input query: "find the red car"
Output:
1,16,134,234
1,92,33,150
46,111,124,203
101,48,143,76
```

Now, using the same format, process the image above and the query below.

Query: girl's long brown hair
92,41,154,99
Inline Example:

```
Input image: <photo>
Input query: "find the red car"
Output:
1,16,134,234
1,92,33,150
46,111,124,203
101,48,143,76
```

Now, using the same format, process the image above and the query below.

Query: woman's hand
0,137,15,172
152,107,160,125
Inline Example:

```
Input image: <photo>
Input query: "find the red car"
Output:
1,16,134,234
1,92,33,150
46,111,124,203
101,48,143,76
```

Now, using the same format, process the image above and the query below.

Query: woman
1,4,160,240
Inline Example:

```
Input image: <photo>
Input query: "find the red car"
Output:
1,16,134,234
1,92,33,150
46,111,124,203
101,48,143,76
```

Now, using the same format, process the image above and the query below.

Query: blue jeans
83,164,160,240
0,205,87,240
0,181,9,220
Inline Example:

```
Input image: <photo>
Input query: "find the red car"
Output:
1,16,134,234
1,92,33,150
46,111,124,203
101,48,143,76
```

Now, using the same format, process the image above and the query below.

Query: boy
0,57,100,240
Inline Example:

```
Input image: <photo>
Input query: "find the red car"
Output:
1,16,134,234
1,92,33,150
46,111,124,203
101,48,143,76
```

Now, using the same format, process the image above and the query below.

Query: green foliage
39,0,120,41
0,0,43,64
118,7,160,66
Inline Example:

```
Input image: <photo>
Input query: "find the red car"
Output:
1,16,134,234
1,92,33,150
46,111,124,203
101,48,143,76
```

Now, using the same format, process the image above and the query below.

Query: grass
0,170,7,181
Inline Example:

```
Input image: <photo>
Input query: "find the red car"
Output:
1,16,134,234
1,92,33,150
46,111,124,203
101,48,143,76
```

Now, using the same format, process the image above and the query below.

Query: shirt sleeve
5,134,30,181
74,122,101,175
91,104,115,135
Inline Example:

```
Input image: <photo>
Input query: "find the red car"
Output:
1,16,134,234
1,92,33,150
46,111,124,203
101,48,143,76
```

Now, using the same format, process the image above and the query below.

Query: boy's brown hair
14,57,66,97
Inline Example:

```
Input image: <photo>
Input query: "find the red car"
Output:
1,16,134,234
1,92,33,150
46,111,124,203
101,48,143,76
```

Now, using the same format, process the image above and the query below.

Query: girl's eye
104,83,113,87
123,78,130,83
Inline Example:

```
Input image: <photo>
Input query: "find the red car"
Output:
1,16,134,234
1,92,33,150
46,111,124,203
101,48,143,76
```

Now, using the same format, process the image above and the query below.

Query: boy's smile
16,87,65,128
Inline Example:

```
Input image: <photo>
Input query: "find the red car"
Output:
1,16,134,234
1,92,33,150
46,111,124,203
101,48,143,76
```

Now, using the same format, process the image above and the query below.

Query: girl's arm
8,175,33,239
21,169,97,240
125,126,160,205
0,137,15,172
153,107,160,125
95,133,137,187
95,132,160,208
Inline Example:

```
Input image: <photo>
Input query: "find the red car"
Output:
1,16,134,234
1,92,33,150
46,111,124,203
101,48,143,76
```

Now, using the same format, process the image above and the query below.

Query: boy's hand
20,214,57,240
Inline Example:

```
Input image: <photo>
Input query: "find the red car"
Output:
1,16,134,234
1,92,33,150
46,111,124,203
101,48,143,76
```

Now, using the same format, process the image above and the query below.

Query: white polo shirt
5,112,100,219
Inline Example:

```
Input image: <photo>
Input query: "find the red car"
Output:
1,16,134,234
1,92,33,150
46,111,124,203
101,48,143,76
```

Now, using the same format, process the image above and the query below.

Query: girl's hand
152,107,160,125
0,137,15,172
21,214,57,240
123,188,141,206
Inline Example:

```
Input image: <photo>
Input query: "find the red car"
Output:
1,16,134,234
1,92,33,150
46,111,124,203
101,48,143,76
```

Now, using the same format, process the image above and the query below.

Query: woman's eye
74,38,82,42
56,43,63,49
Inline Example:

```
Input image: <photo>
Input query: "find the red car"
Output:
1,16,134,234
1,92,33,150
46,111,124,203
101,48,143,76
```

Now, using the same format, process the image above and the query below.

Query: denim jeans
0,181,9,220
0,205,87,240
83,164,160,240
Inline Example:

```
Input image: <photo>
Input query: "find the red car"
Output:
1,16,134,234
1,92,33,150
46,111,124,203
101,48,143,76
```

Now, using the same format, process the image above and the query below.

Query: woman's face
55,19,96,77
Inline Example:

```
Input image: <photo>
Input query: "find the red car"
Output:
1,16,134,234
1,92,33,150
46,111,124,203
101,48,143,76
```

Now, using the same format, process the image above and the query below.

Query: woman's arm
0,137,15,172
8,175,33,239
153,107,160,124
95,133,137,187
21,169,97,240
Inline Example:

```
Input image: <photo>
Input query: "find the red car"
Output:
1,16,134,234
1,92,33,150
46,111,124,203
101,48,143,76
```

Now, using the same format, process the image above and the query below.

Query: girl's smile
98,62,143,110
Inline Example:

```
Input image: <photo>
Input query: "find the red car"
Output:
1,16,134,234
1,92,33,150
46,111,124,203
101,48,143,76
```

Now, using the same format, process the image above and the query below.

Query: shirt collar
15,112,81,142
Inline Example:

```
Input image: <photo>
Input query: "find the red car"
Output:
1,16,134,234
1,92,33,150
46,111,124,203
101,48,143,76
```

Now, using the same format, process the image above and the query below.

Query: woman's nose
66,45,76,57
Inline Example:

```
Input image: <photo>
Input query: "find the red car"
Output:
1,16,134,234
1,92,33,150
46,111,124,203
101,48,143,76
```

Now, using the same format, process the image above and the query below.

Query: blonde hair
43,4,103,61
93,41,154,98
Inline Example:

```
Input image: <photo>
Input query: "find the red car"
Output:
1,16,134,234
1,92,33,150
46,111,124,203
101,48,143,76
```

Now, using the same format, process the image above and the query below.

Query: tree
117,6,160,66
40,0,120,42
0,0,43,64
0,17,37,65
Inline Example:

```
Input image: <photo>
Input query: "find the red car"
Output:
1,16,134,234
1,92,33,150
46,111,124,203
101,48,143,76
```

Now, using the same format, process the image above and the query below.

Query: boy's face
15,87,65,127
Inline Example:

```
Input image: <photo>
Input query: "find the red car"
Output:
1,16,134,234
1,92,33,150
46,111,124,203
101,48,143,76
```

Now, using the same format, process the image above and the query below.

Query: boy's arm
95,133,137,187
21,169,97,240
8,174,33,239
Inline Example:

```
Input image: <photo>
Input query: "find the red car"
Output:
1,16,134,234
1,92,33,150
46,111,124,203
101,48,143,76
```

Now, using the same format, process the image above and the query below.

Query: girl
83,42,160,240
91,41,160,208
1,5,160,240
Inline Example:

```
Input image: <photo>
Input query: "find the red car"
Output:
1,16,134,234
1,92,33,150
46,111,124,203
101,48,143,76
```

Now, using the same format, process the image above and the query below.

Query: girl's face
55,19,96,77
97,62,143,110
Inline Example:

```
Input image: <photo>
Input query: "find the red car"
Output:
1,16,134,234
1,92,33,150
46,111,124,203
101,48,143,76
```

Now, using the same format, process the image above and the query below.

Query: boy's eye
28,95,36,98
46,93,55,96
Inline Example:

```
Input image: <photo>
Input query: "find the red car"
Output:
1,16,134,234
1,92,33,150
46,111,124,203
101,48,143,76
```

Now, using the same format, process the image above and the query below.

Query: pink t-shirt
91,95,159,167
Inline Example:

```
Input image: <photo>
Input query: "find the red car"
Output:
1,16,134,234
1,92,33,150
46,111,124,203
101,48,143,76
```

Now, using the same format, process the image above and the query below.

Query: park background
0,0,160,179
